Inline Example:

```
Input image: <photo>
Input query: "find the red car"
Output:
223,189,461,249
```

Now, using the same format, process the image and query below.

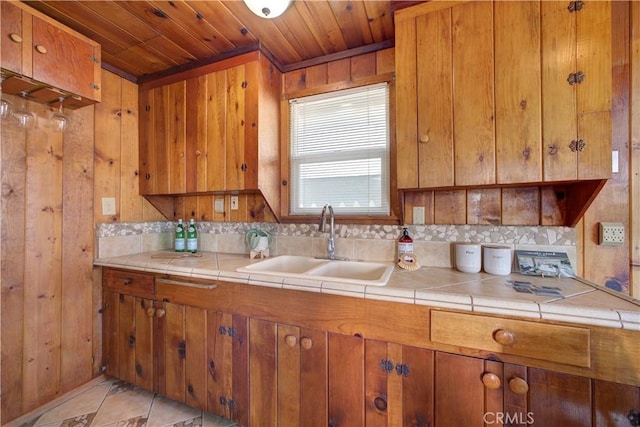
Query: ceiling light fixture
243,0,291,18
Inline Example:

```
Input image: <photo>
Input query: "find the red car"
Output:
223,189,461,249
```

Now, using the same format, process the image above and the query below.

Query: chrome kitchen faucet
319,204,336,260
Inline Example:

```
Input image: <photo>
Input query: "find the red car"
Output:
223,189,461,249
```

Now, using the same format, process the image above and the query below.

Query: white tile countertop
94,251,640,331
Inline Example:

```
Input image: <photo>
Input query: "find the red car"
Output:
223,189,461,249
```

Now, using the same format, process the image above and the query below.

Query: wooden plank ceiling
23,0,419,82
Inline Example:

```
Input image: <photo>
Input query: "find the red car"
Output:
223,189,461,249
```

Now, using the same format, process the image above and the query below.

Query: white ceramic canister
455,243,482,273
483,245,512,275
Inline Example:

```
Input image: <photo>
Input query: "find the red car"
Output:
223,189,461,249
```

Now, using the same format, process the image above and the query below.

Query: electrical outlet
101,197,116,216
230,195,239,210
599,222,624,246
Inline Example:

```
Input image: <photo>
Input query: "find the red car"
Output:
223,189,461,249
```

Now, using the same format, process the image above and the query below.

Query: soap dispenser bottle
398,227,414,261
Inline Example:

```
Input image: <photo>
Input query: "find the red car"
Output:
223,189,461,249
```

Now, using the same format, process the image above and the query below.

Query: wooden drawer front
104,269,154,295
430,311,590,368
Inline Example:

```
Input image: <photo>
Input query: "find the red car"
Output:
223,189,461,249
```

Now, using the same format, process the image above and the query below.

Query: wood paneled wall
580,1,632,293
94,71,165,223
1,96,95,422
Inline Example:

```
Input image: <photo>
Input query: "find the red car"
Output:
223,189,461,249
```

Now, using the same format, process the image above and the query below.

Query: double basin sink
236,255,395,286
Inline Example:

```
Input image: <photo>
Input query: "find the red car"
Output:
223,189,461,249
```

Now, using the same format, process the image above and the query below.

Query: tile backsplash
96,222,577,270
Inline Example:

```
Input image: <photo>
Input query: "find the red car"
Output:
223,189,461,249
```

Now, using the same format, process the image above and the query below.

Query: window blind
289,83,390,216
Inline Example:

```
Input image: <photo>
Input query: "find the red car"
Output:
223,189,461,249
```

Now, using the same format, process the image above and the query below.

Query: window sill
278,215,402,226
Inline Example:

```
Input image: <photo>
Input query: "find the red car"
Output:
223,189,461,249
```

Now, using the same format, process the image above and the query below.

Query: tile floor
8,377,239,427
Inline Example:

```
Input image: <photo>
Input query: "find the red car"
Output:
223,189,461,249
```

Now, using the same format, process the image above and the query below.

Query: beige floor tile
34,383,111,426
89,385,154,426
146,396,201,427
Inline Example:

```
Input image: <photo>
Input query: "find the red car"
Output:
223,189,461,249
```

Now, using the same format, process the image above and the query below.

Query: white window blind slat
289,83,390,216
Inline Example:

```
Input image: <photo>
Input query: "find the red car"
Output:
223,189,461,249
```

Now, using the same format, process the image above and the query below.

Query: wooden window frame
279,73,401,225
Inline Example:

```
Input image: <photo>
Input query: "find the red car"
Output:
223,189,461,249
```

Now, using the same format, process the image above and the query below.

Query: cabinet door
185,72,228,193
1,1,31,76
434,352,503,427
102,292,155,389
185,75,208,194
102,290,120,379
328,333,365,426
365,340,434,427
396,1,495,189
451,1,495,187
31,15,99,101
207,312,249,426
205,69,228,191
225,64,247,191
494,1,542,184
160,302,207,410
527,367,591,426
139,82,186,195
249,318,277,426
594,380,640,427
542,1,612,182
415,7,454,188
278,324,328,427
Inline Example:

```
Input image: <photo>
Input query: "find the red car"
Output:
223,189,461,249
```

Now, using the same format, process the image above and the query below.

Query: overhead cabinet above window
0,1,101,108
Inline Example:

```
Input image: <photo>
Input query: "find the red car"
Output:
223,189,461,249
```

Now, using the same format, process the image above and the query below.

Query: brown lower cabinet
102,269,639,427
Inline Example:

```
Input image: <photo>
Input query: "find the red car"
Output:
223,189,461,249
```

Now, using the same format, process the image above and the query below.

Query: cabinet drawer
430,311,590,368
103,269,154,296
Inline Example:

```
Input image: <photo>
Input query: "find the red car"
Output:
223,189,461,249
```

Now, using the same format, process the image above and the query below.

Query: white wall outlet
101,197,116,216
413,206,425,225
599,222,624,246
612,150,619,173
230,195,239,210
214,198,224,213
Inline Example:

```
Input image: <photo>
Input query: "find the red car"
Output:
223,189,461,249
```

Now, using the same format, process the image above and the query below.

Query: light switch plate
230,195,239,210
214,198,224,213
413,206,425,225
101,197,116,216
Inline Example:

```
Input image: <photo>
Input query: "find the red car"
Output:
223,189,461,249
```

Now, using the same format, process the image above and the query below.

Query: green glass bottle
186,218,198,253
175,219,185,252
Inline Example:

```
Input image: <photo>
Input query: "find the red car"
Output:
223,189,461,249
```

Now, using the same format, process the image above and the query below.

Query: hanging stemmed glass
50,96,69,132
0,76,13,120
12,91,35,129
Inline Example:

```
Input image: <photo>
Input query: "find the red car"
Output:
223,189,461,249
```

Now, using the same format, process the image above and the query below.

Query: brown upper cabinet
0,1,101,106
395,0,612,190
139,52,281,214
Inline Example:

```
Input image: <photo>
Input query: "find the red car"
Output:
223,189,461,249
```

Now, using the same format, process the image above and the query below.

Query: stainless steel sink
236,255,395,286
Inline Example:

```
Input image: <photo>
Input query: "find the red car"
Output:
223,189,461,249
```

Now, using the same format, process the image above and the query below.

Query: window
289,83,390,216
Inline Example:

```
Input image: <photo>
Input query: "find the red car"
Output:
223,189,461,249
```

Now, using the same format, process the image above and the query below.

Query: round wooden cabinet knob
155,308,166,318
284,334,297,347
10,33,23,43
509,377,529,395
300,337,313,350
146,307,156,317
419,134,430,143
35,45,48,54
493,329,515,346
481,372,502,390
